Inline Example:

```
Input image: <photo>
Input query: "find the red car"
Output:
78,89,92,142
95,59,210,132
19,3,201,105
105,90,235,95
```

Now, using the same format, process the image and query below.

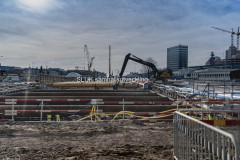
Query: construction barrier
3,98,240,106
174,110,240,160
4,99,100,102
4,109,99,115
3,99,173,105
98,101,173,105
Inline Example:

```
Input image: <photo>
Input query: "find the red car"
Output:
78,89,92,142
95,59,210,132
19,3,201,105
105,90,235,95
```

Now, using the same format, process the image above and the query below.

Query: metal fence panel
174,110,240,160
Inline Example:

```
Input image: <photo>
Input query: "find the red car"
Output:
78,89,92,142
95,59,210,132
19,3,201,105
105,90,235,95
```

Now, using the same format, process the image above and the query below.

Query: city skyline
0,0,240,75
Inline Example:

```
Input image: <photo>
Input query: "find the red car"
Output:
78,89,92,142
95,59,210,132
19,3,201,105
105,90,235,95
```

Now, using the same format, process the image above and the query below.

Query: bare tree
140,57,158,74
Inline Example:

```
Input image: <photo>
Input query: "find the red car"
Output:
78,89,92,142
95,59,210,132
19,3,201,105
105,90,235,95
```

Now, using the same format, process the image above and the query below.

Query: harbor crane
84,45,95,72
212,26,240,49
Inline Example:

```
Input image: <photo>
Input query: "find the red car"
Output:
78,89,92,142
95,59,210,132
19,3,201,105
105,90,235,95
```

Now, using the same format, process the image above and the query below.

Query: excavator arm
113,53,158,90
119,53,158,78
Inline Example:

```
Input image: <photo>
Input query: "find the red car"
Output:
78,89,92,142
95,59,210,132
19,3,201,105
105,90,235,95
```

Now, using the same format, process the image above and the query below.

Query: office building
167,45,188,71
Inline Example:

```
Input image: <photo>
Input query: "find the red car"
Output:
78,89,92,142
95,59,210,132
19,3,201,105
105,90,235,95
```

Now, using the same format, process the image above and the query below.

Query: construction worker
208,114,213,120
47,115,52,121
56,115,60,121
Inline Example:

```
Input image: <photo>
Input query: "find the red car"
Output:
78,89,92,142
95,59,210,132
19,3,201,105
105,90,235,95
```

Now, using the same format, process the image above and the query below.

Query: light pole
0,56,3,66
0,56,3,80
224,54,226,99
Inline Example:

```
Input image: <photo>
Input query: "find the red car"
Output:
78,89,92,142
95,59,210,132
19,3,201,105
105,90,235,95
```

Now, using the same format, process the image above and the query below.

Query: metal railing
174,110,240,160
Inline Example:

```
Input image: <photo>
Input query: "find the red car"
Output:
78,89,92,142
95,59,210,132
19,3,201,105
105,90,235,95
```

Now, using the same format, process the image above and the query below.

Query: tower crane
84,45,95,72
88,57,95,71
212,27,240,49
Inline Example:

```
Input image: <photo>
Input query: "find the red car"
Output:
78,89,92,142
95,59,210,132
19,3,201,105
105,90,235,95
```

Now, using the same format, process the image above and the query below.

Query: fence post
96,103,99,121
123,99,125,120
174,110,240,160
11,99,14,121
40,100,43,121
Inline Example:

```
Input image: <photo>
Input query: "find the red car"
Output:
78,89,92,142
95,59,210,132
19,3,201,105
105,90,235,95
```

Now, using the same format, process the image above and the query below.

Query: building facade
225,46,240,64
205,52,223,65
167,45,188,71
173,67,238,81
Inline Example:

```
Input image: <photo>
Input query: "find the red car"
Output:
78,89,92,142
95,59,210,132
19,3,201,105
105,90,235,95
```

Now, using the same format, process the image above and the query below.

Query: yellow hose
76,106,210,122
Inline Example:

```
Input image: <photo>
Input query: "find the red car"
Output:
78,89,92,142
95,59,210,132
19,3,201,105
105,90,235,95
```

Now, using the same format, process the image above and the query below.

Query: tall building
225,46,240,64
167,45,188,71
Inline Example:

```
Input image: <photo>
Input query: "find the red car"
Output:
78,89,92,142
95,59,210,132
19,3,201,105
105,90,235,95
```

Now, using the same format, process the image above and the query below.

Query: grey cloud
0,0,239,74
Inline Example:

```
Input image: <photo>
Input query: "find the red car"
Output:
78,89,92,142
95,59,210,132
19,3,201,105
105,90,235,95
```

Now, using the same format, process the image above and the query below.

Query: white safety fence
174,110,240,160
5,99,101,121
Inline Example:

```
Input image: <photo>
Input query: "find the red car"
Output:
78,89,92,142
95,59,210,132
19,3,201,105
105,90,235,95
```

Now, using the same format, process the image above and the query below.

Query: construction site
0,83,178,159
1,77,240,160
2,26,240,159
1,43,240,159
1,39,240,160
0,41,174,158
3,0,240,158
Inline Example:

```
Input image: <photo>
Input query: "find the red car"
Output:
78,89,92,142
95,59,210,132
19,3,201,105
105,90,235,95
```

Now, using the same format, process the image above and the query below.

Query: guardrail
174,110,240,160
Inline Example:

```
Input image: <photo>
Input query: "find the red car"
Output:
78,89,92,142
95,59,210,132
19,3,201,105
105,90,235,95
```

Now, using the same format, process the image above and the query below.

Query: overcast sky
0,0,240,75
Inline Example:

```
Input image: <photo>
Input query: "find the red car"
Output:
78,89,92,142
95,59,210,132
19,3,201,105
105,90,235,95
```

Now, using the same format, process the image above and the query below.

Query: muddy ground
0,122,173,160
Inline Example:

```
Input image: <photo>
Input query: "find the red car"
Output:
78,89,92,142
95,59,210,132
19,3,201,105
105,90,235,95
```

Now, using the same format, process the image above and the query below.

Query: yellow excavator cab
160,72,171,78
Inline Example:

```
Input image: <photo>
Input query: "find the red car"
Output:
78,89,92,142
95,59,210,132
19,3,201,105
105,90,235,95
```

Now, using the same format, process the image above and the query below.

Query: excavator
113,53,171,90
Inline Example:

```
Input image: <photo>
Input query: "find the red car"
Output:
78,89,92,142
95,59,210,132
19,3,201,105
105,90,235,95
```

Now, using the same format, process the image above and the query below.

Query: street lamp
0,56,3,66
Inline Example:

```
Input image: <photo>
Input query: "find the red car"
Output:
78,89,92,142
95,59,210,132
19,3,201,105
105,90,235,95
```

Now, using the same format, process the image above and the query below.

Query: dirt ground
0,122,173,160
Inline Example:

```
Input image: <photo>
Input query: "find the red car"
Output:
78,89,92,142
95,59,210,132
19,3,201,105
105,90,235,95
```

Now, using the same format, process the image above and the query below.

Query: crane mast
89,57,95,71
212,27,235,46
84,45,95,72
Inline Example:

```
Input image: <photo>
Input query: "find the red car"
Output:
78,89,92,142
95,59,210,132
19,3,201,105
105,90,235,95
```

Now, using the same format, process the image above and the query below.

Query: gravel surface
0,122,173,160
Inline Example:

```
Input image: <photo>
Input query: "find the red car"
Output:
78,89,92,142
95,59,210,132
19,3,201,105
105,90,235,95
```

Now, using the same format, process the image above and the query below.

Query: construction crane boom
212,27,234,34
212,26,240,49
